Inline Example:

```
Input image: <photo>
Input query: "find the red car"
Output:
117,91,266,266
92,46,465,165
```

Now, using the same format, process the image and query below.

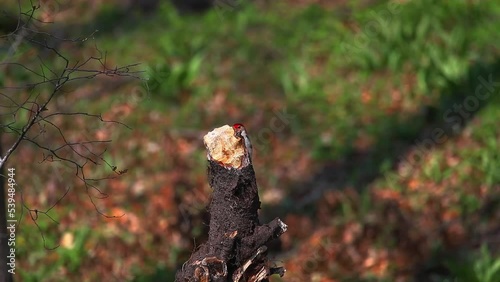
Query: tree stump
175,125,287,282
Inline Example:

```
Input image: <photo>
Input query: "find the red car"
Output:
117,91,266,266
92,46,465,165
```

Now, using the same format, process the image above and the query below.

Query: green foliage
56,228,91,272
145,54,204,104
93,0,497,160
344,0,498,94
446,246,500,282
468,104,500,186
19,226,91,281
133,264,176,282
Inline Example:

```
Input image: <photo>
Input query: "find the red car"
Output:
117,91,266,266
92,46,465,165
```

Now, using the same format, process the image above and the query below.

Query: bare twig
0,0,142,258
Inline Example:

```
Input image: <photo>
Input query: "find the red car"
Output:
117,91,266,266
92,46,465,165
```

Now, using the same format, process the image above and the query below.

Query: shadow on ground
262,58,499,279
276,59,500,214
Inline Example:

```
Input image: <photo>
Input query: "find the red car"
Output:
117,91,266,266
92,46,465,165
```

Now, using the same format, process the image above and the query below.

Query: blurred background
1,0,499,281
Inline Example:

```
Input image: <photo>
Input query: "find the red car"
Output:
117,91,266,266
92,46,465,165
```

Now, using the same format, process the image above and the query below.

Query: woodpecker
232,123,253,161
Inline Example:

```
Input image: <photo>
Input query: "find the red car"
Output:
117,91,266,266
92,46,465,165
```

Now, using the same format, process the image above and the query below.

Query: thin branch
0,84,59,168
19,187,72,250
0,1,138,251
43,112,132,130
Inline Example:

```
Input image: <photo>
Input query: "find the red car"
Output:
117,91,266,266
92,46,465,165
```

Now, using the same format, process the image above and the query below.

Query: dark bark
175,160,286,281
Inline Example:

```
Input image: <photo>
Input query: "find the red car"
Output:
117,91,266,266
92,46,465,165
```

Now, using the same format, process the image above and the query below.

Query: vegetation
1,0,499,281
